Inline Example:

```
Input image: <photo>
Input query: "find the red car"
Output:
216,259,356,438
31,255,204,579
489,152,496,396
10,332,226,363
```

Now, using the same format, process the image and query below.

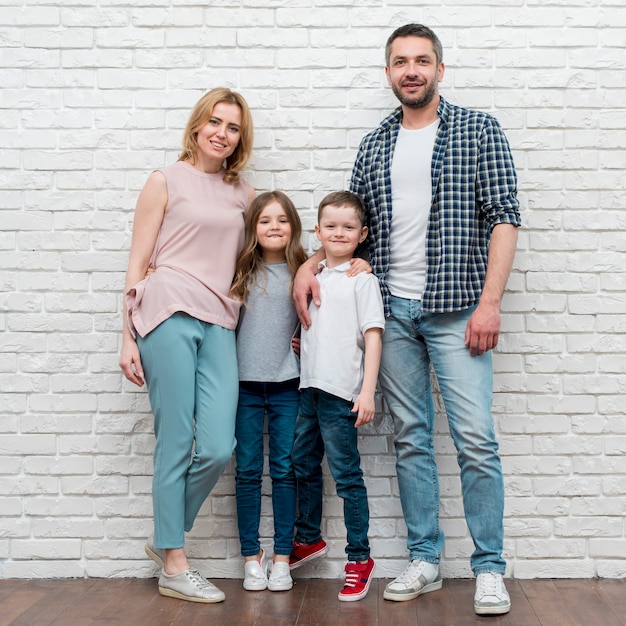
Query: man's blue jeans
235,380,300,557
378,296,506,575
292,388,370,562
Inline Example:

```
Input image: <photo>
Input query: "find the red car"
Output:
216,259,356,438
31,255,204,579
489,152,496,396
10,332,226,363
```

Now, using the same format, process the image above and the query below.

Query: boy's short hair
318,191,367,226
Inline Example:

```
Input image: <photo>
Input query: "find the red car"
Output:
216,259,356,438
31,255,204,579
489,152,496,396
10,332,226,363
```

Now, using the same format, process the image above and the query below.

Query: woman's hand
119,335,145,387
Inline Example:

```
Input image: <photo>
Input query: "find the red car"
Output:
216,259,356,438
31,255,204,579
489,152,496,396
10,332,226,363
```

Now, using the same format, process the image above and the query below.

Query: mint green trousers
138,312,238,549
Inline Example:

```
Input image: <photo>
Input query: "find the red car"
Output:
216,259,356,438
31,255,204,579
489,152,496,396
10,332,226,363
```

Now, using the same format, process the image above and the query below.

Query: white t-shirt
300,261,385,403
387,119,439,300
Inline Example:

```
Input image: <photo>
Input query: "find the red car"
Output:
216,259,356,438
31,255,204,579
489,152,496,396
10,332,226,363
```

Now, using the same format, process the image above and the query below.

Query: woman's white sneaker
144,535,166,569
158,567,225,603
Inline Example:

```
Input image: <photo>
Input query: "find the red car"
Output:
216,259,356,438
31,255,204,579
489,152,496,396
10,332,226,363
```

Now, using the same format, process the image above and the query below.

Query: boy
289,191,384,601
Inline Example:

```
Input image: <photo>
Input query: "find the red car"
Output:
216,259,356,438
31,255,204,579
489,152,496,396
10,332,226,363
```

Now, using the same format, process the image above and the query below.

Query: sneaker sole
338,561,375,602
145,544,165,569
474,602,511,615
158,586,225,603
289,545,329,570
268,580,294,592
383,577,443,602
243,581,268,591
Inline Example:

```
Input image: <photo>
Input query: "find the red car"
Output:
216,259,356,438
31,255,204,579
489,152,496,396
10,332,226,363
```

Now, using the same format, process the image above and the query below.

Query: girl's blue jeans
235,380,300,557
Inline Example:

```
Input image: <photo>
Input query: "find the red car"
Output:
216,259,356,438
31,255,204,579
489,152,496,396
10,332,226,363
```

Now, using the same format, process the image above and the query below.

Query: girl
230,191,307,592
119,88,255,603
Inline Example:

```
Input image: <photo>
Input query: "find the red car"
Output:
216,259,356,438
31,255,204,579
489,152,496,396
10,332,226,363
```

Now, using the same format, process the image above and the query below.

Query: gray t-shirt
236,261,300,383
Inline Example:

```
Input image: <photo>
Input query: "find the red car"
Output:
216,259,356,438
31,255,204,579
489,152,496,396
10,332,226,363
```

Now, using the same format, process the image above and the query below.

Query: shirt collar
318,259,352,272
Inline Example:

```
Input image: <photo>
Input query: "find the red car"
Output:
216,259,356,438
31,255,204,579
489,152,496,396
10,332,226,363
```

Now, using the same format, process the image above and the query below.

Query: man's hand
293,253,324,329
293,267,319,330
347,257,372,276
464,223,518,356
464,301,501,356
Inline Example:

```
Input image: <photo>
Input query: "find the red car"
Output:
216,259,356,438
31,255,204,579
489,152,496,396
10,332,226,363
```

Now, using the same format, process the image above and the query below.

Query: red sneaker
338,558,375,602
289,539,329,570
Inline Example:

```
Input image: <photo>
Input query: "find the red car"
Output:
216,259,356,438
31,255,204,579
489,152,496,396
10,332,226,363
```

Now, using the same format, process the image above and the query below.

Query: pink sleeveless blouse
126,161,249,338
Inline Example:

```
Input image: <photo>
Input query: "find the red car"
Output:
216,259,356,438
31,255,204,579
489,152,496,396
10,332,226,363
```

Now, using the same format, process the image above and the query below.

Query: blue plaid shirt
350,96,521,316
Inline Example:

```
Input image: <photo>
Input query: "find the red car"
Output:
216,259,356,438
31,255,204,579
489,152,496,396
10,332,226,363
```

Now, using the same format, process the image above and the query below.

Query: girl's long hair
178,87,253,184
231,191,308,305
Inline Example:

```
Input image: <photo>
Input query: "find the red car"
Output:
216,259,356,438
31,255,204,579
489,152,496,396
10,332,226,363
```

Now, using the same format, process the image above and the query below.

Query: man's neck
400,95,440,130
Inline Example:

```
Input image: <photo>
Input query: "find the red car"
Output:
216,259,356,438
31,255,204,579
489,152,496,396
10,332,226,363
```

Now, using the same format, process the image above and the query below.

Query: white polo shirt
299,261,385,403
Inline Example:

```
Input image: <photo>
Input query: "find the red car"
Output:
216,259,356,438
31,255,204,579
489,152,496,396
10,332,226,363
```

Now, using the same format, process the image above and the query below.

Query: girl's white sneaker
243,550,269,591
268,561,293,592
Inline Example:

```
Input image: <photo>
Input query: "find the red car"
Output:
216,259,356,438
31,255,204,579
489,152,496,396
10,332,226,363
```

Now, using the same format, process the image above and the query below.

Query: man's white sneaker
383,559,442,601
158,567,225,603
243,550,269,591
267,561,293,591
474,572,510,615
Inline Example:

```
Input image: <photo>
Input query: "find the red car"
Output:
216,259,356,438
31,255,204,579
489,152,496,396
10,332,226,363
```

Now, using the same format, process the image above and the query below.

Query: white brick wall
1,1,624,580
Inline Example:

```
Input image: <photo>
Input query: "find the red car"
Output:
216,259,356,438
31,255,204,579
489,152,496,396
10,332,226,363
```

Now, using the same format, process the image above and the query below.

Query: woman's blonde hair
231,191,308,305
178,87,254,184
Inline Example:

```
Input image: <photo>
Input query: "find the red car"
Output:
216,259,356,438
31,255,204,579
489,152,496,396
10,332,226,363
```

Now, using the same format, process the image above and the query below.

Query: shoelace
477,573,501,597
396,561,425,583
186,568,215,589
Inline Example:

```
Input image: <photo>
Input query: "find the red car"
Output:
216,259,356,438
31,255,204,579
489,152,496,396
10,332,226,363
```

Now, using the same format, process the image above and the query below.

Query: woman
119,87,255,603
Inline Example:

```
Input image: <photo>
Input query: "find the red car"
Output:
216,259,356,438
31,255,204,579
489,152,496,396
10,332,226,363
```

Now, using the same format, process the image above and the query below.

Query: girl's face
256,200,292,263
194,102,242,171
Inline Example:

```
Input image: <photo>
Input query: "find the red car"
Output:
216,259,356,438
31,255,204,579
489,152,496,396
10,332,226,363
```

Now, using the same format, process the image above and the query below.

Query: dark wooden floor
0,577,625,625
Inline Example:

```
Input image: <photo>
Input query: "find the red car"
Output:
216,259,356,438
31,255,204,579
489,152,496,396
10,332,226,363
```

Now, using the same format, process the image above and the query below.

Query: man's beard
391,78,437,109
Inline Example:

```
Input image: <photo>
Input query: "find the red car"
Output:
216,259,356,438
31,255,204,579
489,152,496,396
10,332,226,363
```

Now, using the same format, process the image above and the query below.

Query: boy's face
315,204,367,263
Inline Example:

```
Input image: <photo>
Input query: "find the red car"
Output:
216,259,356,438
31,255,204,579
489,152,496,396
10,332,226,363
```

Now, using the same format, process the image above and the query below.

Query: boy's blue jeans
235,380,299,557
292,387,370,562
378,296,506,575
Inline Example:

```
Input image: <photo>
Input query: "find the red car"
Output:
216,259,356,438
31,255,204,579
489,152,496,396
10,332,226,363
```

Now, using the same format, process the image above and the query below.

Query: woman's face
195,101,242,166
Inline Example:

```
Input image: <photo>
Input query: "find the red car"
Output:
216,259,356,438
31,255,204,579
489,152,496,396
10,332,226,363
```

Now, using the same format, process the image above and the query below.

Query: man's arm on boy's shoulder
294,252,372,327
352,327,383,427
293,249,324,329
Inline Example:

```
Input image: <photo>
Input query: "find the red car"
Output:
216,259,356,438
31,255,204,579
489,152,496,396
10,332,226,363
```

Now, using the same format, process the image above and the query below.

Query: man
294,23,520,616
